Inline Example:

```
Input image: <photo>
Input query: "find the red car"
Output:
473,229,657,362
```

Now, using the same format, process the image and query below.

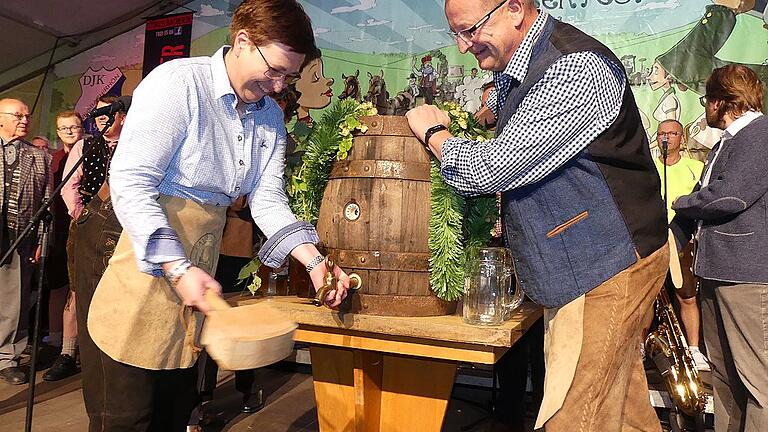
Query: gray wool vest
498,16,667,307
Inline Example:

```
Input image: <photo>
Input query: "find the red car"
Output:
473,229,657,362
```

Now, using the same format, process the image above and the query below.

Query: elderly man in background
0,98,52,385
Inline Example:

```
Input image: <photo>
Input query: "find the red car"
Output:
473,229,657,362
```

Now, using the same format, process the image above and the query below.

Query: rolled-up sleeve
440,52,625,197
248,132,319,267
109,63,190,276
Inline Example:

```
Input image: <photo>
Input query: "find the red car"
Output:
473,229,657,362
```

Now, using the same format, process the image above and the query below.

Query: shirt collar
722,110,762,141
211,45,265,112
495,10,549,84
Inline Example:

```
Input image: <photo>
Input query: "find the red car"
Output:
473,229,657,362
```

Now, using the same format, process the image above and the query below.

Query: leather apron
87,195,226,370
535,295,585,429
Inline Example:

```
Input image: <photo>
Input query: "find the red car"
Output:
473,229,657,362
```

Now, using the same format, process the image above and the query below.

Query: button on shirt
111,46,316,275
440,11,626,196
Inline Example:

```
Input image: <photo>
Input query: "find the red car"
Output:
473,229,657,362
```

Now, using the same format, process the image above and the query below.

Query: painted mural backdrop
46,0,768,159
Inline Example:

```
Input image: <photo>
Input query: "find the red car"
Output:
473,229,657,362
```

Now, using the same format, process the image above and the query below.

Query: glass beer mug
463,247,524,326
463,247,507,326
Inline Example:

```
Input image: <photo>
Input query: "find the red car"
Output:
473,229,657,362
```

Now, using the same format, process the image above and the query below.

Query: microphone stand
0,115,116,432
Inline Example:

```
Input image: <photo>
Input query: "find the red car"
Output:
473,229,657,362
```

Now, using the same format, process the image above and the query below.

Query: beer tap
311,257,361,307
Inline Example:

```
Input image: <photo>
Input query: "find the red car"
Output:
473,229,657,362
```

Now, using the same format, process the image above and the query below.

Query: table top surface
234,295,542,348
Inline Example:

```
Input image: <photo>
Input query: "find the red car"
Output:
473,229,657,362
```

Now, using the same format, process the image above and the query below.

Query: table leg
310,345,458,432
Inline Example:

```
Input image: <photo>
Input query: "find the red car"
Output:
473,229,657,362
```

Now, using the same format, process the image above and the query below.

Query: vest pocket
546,211,589,238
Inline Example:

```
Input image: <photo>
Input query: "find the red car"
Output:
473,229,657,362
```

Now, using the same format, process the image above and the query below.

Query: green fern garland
428,160,466,300
428,102,496,300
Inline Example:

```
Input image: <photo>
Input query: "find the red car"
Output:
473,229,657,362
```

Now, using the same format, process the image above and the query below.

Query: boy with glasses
41,111,84,382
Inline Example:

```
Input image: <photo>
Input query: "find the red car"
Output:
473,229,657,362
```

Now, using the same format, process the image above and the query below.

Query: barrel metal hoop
324,248,430,272
330,159,431,181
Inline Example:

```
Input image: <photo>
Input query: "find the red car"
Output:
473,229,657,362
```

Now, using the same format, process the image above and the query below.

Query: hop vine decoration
288,100,377,222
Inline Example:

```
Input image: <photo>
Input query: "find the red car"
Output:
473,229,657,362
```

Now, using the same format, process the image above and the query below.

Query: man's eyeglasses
254,44,301,85
699,95,712,107
656,131,681,137
57,126,83,132
0,112,32,121
447,0,507,44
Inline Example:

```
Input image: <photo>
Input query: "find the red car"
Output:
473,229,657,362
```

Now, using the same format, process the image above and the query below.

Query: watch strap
423,124,448,148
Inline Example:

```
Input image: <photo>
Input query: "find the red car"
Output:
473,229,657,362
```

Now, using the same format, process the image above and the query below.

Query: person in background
0,98,52,385
653,119,708,371
30,135,51,153
42,110,84,381
672,64,768,432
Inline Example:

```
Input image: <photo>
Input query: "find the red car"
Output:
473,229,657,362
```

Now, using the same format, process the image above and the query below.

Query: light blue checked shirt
111,46,318,276
441,11,627,196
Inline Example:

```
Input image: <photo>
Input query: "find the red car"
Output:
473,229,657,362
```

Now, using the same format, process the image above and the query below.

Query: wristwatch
423,124,448,148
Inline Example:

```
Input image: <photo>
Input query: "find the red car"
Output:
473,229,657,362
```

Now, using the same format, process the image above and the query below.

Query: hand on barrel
405,104,451,146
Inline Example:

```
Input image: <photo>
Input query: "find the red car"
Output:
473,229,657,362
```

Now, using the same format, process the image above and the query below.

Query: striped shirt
111,46,317,275
440,11,627,196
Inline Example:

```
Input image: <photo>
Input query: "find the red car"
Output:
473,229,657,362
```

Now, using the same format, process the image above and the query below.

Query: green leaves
287,100,376,223
237,257,263,296
427,102,496,301
429,160,466,301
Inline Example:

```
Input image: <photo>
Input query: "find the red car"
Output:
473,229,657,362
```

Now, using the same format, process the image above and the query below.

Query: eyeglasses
0,112,32,121
56,126,82,132
699,95,712,107
656,131,681,137
447,0,507,44
254,44,301,85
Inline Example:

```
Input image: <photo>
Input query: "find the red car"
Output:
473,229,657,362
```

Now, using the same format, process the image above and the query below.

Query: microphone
87,96,132,118
661,135,668,161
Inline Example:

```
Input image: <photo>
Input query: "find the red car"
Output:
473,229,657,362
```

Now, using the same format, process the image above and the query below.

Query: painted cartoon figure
656,1,768,153
647,61,682,123
406,73,420,98
338,70,361,102
365,69,390,114
295,57,334,126
414,55,437,104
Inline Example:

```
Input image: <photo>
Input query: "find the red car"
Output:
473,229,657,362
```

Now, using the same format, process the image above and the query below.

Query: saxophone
645,285,707,416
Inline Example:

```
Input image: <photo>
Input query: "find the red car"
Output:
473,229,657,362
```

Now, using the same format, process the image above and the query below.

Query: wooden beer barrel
316,115,456,316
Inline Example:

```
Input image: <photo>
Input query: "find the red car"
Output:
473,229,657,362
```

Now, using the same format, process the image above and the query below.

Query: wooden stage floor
0,359,536,432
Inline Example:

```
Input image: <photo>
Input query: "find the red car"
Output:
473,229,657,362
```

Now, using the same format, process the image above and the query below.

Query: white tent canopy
0,0,194,93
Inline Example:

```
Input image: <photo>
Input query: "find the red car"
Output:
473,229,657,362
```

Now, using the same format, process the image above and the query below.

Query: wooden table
236,295,542,432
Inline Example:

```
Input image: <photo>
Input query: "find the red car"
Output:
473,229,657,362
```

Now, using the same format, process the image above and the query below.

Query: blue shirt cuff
143,227,187,276
258,221,320,268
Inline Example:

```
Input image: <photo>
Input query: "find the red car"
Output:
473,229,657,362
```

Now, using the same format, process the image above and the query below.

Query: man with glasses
672,65,768,432
406,0,668,430
653,120,708,372
0,98,52,385
76,1,350,430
